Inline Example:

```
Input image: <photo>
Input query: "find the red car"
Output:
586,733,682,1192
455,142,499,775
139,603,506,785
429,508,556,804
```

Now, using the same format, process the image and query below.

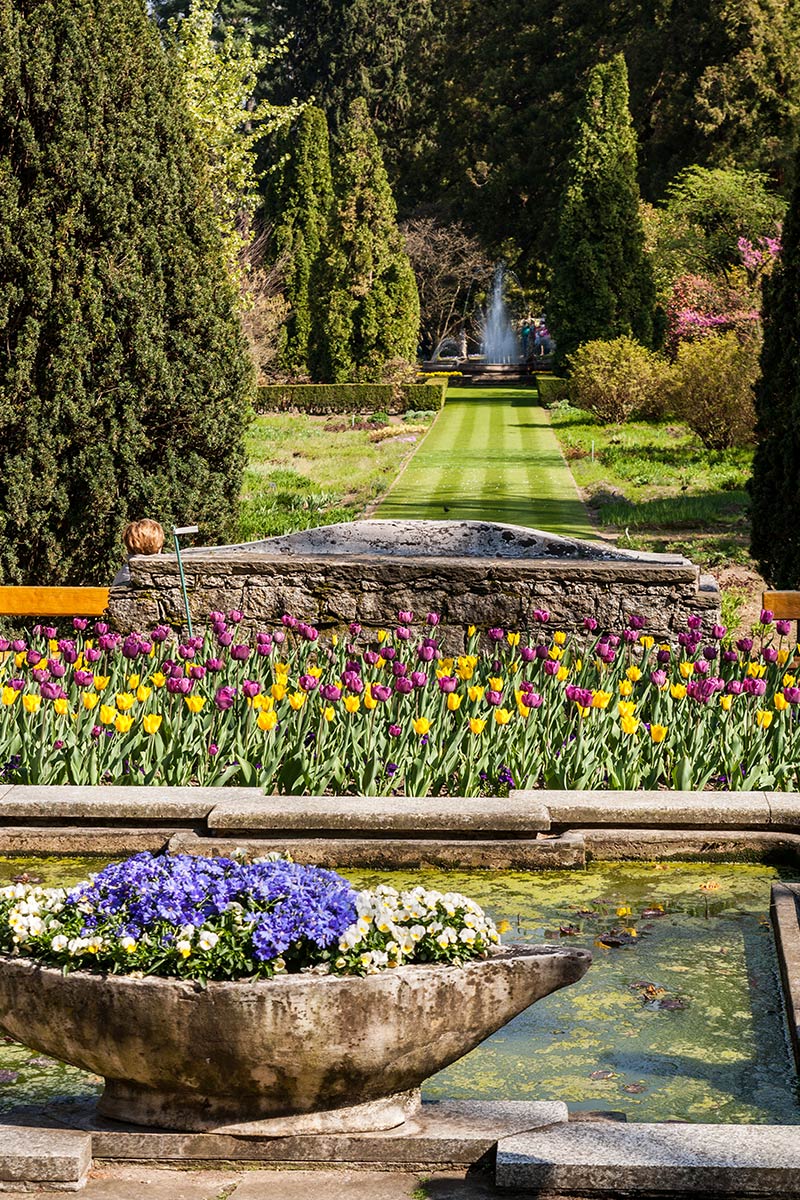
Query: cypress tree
0,0,254,586
750,157,800,586
323,98,419,382
549,54,655,364
264,107,334,379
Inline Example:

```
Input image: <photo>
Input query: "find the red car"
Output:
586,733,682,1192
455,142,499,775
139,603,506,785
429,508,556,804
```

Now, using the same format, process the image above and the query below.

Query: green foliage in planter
0,0,254,586
256,383,446,415
549,54,655,365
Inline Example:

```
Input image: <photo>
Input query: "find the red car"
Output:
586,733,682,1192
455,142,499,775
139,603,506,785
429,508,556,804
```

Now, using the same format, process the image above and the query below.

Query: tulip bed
1,609,799,793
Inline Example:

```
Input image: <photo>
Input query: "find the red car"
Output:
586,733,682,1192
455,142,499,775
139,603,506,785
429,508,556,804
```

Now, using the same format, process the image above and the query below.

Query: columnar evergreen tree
264,107,334,378
750,156,800,586
549,54,655,364
322,99,419,382
0,0,254,585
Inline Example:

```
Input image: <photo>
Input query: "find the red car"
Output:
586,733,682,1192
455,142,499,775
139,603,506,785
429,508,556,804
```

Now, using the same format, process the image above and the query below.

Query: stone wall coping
771,883,800,1074
0,785,251,821
495,1122,800,1193
511,788,795,829
0,1125,91,1186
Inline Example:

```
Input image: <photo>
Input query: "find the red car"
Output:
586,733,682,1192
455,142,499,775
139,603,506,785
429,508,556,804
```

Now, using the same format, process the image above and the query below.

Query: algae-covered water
0,857,796,1125
350,862,800,1125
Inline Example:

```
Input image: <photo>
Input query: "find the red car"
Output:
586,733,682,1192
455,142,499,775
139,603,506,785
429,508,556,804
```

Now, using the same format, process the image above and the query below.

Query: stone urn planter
0,944,590,1133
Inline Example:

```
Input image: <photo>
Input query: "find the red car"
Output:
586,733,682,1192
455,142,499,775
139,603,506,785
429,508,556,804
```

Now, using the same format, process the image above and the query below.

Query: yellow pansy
670,683,687,700
258,710,278,731
22,694,41,714
626,665,642,682
447,693,462,711
469,717,486,735
115,714,133,733
344,695,361,714
115,693,135,711
649,724,668,743
136,685,152,703
618,680,633,697
412,717,431,736
468,685,485,703
756,709,773,729
143,714,163,734
185,695,206,713
591,690,612,709
494,708,512,725
53,698,69,716
99,704,116,725
289,691,306,711
152,673,166,688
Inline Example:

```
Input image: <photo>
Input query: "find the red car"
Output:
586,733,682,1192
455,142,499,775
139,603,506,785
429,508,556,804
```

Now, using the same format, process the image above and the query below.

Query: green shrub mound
669,333,758,451
566,337,669,423
0,0,254,586
256,382,446,415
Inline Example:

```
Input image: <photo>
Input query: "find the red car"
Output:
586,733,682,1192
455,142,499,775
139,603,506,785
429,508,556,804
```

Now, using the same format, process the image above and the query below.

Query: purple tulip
372,684,392,702
784,687,800,705
532,609,550,623
711,624,727,640
343,671,364,694
687,615,703,631
73,669,94,688
273,630,286,644
32,668,50,683
94,622,109,635
72,618,88,632
208,743,220,756
282,614,298,629
214,685,237,710
687,679,716,703
49,661,66,678
736,637,754,653
208,611,225,623
623,629,637,644
777,619,792,636
583,617,598,632
702,645,718,660
320,684,342,702
392,662,407,677
364,651,379,666
410,671,427,688
657,648,671,664
348,623,362,637
426,612,441,627
565,685,593,707
394,677,413,695
760,609,774,625
11,640,26,653
762,647,779,665
438,676,457,693
398,610,414,625
299,674,319,692
382,647,397,661
488,627,504,642
743,677,767,697
535,644,549,660
417,644,436,663
694,660,710,675
167,677,192,695
520,646,536,662
206,658,225,672
526,692,543,709
230,644,251,662
26,649,42,666
228,610,244,624
389,724,402,737
486,689,503,705
178,644,196,660
395,626,412,641
242,680,261,699
217,631,233,647
726,680,744,695
650,670,667,687
40,681,63,700
722,649,739,663
188,666,206,681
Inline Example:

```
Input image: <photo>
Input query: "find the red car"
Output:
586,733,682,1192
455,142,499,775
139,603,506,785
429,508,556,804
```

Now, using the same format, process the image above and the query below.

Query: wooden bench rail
763,592,800,621
0,587,109,618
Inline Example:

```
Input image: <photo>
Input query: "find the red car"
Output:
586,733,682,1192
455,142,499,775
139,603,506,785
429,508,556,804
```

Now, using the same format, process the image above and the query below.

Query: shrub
536,376,569,406
668,332,758,449
566,337,670,423
256,383,446,415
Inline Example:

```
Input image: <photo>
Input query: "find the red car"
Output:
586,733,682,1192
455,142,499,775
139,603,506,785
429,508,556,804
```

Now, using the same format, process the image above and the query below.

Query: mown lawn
239,412,431,541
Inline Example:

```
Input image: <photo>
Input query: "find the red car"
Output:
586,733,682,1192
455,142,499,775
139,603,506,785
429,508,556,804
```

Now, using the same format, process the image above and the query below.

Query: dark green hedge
256,382,446,415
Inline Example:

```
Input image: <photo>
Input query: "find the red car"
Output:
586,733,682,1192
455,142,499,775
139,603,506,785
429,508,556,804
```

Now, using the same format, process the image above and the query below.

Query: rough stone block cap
514,789,774,829
0,1126,91,1184
495,1123,800,1194
207,794,551,833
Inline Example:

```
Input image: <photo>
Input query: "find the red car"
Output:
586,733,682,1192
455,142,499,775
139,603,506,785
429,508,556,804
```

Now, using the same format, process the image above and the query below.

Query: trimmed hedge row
256,381,447,415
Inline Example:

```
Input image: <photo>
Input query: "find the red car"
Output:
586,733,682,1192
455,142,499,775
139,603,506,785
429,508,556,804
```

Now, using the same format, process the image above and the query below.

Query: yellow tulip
618,700,636,717
575,658,583,671
620,714,639,735
649,724,668,743
468,685,485,703
507,631,520,647
323,706,335,723
258,710,278,731
412,717,431,736
639,636,655,650
99,704,116,725
48,639,59,654
185,695,206,713
576,703,590,718
115,714,133,733
152,673,166,688
756,710,773,729
784,674,797,688
591,690,612,709
439,658,454,673
720,695,733,711
494,707,512,725
447,693,462,711
548,646,563,660
679,661,694,679
307,665,323,678
457,664,474,681
517,700,531,719
376,656,386,669
377,630,388,643
289,691,306,711
115,693,135,712
467,625,477,637
778,648,790,666
127,674,140,689
489,676,503,690
93,676,110,691
775,693,790,712
364,693,378,710
670,683,687,700
556,666,569,682
618,680,633,697
22,694,41,714
626,665,642,682
136,685,152,703
271,683,287,702
143,714,163,734
2,687,19,706
344,695,360,714
251,693,268,710
54,698,69,716
14,652,25,668
747,661,766,678
554,630,567,646
469,717,486,735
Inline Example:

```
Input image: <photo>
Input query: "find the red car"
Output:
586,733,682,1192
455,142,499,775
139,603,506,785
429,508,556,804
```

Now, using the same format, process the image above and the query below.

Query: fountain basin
108,519,721,642
0,945,590,1133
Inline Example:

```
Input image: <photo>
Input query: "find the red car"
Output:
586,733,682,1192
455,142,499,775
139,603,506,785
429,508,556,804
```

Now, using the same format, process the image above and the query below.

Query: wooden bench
763,591,800,640
0,587,109,618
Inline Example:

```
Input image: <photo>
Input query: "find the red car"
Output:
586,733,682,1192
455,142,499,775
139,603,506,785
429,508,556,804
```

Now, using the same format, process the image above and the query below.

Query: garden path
374,386,594,539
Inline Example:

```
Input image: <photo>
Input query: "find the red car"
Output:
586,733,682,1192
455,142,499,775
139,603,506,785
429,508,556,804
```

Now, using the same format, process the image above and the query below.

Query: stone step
0,1125,91,1190
0,826,173,855
495,1122,800,1195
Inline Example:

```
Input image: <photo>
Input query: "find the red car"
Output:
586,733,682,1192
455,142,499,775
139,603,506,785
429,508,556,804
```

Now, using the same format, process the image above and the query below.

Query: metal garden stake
173,525,199,639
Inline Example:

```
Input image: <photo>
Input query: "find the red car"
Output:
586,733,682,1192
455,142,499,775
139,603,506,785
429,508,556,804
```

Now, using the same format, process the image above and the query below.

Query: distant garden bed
256,381,447,415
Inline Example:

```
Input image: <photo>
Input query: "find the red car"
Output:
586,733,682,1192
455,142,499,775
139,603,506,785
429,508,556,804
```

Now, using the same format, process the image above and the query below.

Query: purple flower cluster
69,853,357,963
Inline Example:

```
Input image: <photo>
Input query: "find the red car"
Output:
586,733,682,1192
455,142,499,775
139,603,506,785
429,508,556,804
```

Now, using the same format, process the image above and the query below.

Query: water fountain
481,264,519,364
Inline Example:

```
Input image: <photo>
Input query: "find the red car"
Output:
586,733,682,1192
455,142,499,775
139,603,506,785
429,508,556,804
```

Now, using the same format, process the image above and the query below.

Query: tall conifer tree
750,156,800,586
0,0,254,585
549,54,655,364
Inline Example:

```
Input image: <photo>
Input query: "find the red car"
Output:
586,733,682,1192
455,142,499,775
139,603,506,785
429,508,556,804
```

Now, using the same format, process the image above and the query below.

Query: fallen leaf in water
699,880,721,892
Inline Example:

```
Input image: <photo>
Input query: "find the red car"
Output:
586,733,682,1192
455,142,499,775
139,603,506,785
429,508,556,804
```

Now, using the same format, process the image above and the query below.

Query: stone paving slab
169,831,584,870
50,1099,568,1166
0,786,239,822
207,795,551,834
0,1127,90,1190
515,790,774,829
495,1122,800,1194
765,794,800,827
0,828,172,856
